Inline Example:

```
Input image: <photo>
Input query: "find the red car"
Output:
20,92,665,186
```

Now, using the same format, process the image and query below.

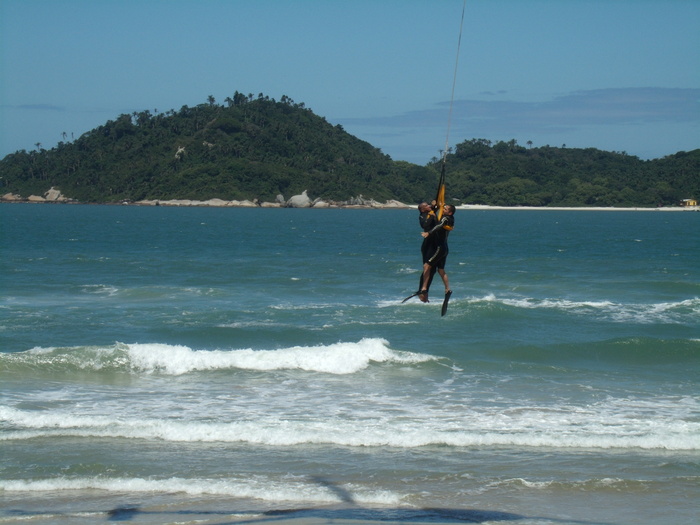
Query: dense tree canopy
1,93,697,207
0,93,436,204
435,139,699,207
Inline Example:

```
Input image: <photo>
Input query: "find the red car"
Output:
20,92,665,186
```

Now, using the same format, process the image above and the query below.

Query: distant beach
458,204,699,212
2,192,698,212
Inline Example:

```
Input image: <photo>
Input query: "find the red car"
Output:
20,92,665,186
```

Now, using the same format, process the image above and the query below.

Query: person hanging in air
417,201,438,301
419,204,455,303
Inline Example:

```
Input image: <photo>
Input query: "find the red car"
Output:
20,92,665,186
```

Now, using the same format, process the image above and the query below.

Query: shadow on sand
6,476,605,525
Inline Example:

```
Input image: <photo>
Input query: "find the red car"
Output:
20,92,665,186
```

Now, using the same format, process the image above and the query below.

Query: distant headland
1,94,697,209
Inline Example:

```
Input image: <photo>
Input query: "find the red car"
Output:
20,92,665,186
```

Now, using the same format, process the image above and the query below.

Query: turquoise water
1,204,699,524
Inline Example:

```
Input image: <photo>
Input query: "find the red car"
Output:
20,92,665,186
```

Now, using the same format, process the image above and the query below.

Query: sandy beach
5,496,547,525
457,204,699,212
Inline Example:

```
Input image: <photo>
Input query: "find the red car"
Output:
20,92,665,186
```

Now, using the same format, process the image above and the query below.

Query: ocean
1,204,698,525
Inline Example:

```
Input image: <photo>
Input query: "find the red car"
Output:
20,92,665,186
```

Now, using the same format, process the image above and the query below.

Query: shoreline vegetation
2,190,697,212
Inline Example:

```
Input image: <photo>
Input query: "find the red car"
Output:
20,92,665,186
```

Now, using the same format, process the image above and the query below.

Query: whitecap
125,338,435,375
0,476,404,505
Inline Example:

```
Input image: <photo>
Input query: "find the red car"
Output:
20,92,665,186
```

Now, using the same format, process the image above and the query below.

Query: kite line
436,0,467,220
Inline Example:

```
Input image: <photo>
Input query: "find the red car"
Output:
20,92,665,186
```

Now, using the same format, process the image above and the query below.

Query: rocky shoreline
0,188,412,209
2,188,697,211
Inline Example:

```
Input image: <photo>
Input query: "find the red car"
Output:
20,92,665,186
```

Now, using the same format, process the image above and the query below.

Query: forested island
1,92,697,207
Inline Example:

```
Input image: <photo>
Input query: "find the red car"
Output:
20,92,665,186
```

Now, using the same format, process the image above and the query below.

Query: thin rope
442,0,467,165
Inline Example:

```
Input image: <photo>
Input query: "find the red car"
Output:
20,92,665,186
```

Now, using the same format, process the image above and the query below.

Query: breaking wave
0,476,402,505
468,294,700,324
2,400,698,451
0,338,436,376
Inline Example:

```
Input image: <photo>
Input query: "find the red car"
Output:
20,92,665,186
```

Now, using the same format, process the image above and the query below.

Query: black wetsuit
425,215,454,270
419,209,438,263
418,209,438,291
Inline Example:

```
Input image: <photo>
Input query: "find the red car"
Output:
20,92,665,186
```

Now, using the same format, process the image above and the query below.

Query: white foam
502,298,614,310
2,402,698,451
0,406,114,430
27,346,58,355
124,338,433,375
488,476,646,492
4,338,435,376
471,294,700,324
81,284,119,296
0,476,403,505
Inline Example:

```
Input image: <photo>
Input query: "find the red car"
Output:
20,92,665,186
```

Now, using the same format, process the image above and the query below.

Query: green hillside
436,139,699,207
1,93,697,207
0,93,436,204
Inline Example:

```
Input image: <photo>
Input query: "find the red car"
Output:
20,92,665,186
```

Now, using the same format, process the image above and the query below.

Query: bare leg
419,263,433,302
419,266,436,292
437,269,451,293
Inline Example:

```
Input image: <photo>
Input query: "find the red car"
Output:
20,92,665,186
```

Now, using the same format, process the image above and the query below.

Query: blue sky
1,0,698,165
